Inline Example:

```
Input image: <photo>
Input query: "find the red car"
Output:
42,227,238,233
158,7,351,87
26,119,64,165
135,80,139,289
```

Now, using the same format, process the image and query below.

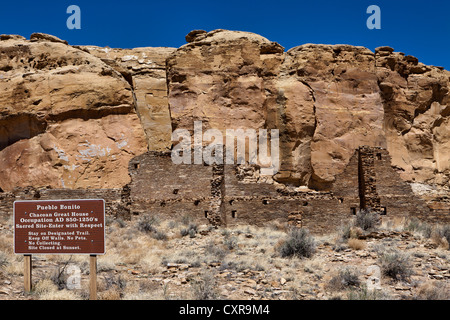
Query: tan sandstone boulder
0,34,147,191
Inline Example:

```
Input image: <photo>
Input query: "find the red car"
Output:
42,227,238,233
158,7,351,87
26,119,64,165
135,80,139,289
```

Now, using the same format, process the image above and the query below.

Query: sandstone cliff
0,30,448,201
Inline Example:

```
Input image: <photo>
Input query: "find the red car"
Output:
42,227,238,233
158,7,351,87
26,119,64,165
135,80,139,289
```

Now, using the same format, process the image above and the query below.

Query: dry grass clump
34,278,81,300
346,285,391,300
347,238,366,251
415,281,450,300
333,223,364,252
97,274,126,300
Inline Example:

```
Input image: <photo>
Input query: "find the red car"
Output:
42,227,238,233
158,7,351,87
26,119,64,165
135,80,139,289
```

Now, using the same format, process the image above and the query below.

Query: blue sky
1,0,449,69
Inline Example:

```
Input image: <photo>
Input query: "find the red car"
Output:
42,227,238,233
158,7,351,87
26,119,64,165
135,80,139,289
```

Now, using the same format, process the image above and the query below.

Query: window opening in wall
381,206,387,215
262,200,269,205
231,210,237,219
376,153,382,160
229,200,234,205
303,201,308,206
350,207,357,215
160,201,166,207
338,198,344,204
194,200,200,206
134,163,140,170
173,189,179,195
204,211,208,218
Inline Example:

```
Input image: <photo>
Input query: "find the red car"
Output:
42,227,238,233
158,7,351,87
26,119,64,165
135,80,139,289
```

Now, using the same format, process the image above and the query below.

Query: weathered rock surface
81,45,176,152
166,30,448,192
0,30,448,200
0,35,147,190
279,44,386,188
375,48,450,189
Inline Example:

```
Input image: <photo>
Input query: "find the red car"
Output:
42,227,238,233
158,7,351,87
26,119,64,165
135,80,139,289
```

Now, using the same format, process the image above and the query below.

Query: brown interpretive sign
14,199,105,255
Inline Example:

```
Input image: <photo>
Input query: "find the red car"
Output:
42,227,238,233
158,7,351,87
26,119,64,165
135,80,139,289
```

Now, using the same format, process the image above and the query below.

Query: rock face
375,47,450,188
80,45,176,151
0,30,448,202
165,30,449,195
0,35,147,190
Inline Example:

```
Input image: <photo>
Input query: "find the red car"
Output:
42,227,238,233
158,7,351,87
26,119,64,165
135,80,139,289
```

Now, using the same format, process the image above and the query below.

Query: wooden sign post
14,199,105,299
24,254,32,293
90,255,97,300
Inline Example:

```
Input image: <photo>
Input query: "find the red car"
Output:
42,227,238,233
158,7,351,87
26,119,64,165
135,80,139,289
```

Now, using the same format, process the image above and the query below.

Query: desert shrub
204,241,228,261
404,217,421,232
223,235,238,250
181,214,193,226
337,223,352,241
115,218,127,228
102,274,127,292
278,228,316,258
50,264,70,289
378,249,413,281
180,223,198,238
137,216,159,233
136,216,168,241
404,217,433,238
327,267,360,291
354,209,379,231
190,270,218,300
152,230,168,241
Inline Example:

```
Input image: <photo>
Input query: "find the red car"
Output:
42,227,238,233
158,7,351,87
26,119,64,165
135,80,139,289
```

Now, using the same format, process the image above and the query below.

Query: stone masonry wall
1,146,446,234
128,152,212,224
333,146,446,223
358,146,382,212
126,152,351,233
